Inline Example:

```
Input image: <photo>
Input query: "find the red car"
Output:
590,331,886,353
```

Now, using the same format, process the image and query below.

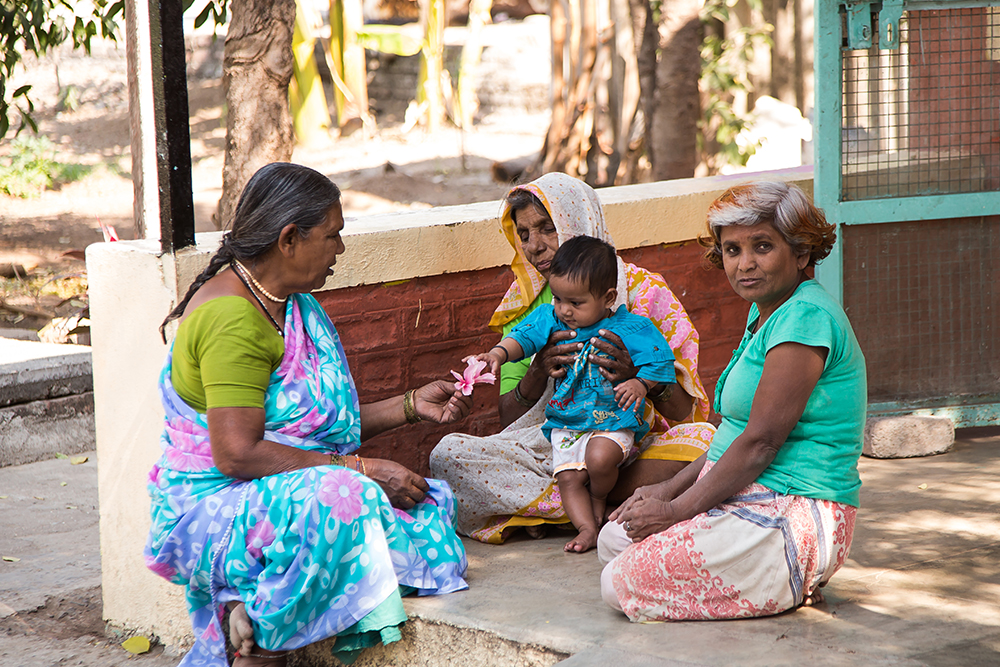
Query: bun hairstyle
159,162,341,341
700,181,836,270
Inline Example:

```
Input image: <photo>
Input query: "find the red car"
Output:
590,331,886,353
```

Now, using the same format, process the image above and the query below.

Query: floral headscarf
489,173,627,332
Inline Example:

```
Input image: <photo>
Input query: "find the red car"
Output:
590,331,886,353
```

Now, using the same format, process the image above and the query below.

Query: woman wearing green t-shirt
598,181,867,622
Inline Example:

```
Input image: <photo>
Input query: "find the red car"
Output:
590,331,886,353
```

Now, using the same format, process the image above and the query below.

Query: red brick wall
315,241,749,475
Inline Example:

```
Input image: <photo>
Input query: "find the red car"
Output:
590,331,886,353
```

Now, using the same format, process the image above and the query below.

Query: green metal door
813,0,1000,426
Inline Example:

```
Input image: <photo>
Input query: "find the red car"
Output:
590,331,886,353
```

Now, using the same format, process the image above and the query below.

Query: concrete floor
1,428,998,666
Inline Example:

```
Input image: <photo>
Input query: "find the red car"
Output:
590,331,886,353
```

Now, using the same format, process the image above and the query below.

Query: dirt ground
0,40,547,337
0,39,546,665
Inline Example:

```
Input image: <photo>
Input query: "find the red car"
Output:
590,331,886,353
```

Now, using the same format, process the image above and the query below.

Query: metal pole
125,0,195,253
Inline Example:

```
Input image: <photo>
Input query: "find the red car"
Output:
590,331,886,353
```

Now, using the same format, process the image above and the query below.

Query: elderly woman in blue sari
145,163,473,667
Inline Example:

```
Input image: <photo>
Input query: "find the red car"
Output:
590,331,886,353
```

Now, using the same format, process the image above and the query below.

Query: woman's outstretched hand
364,458,430,509
413,380,474,424
588,329,638,384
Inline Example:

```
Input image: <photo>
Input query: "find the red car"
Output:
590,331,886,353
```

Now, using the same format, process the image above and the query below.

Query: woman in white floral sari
430,173,715,544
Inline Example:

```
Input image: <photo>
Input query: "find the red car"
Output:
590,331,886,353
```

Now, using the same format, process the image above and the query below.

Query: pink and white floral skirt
603,462,856,621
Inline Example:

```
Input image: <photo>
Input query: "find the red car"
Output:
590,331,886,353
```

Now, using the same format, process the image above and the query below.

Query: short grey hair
701,181,836,270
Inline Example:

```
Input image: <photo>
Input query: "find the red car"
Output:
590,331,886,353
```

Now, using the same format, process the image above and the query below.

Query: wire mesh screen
841,7,1000,201
842,216,1000,402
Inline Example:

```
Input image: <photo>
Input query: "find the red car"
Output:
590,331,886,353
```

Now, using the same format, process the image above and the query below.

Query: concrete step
4,431,1000,666
0,339,95,467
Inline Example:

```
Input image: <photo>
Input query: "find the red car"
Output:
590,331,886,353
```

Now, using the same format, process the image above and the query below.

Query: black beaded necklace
232,263,284,337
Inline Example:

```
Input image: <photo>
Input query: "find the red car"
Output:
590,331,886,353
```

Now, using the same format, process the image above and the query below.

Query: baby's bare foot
564,526,598,553
525,524,548,539
590,496,607,530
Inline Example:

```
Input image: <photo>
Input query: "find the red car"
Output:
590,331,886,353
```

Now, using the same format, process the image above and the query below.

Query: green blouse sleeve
498,284,551,395
171,297,285,412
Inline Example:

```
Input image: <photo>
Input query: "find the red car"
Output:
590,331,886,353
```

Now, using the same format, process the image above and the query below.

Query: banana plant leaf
355,25,422,57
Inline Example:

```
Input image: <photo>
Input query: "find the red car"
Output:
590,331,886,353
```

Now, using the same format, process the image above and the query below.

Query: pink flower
246,518,276,560
317,468,364,522
98,215,119,242
451,358,496,396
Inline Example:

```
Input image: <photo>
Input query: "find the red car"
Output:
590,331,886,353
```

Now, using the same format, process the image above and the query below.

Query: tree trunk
648,0,703,181
456,0,493,128
529,0,645,186
215,0,296,229
417,0,446,131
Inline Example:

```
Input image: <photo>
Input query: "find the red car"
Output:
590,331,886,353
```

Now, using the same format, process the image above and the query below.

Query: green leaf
12,85,30,98
193,3,212,29
355,26,422,57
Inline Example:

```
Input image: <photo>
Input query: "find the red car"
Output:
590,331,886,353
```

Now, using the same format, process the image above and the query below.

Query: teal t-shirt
499,283,552,395
708,280,867,506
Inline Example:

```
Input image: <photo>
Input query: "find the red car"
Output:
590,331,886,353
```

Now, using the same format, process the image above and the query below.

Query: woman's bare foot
228,602,256,658
802,584,826,606
564,526,598,553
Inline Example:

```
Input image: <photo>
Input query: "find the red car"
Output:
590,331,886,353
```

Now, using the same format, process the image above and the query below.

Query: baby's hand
614,378,648,413
463,352,502,378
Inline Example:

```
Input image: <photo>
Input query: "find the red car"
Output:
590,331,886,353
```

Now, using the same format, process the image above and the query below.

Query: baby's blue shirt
508,305,676,440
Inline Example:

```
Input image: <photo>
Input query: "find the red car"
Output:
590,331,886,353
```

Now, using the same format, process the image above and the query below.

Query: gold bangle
512,381,536,408
330,453,347,467
403,389,422,424
355,455,367,476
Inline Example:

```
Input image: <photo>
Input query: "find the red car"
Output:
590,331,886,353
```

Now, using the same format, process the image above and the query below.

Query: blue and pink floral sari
144,294,468,666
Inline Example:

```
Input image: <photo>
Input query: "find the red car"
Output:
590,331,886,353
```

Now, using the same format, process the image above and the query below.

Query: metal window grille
840,7,1000,201
842,216,1000,403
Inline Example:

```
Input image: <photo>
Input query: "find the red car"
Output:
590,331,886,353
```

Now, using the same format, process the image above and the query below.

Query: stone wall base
0,393,95,467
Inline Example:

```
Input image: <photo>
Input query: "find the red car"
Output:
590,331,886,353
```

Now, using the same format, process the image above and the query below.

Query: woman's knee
601,561,623,612
597,520,630,564
428,441,447,477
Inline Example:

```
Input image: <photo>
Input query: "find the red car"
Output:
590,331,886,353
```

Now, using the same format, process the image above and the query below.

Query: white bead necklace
234,260,285,303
